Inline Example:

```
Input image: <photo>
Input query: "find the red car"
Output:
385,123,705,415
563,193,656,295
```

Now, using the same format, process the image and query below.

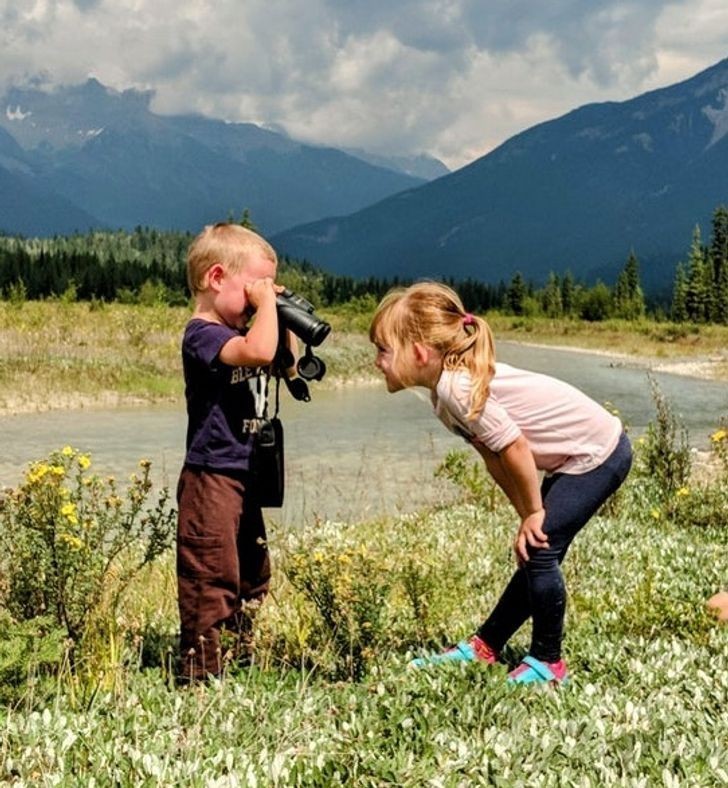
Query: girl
370,282,632,685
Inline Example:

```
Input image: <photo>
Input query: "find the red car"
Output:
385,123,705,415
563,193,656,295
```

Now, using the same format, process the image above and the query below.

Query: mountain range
273,58,728,291
2,60,728,292
0,79,443,237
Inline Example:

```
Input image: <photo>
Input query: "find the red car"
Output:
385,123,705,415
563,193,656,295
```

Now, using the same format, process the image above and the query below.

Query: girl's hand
514,509,549,563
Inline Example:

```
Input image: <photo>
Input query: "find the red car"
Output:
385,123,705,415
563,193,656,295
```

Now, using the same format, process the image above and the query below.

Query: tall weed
635,375,691,498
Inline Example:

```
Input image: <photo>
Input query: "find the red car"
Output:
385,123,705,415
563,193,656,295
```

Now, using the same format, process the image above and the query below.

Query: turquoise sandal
409,636,497,668
507,655,569,685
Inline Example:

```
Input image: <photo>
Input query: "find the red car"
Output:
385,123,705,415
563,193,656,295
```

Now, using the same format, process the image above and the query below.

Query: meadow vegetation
1,299,727,418
0,395,726,785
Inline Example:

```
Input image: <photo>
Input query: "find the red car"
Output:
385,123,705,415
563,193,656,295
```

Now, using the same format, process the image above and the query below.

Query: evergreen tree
541,272,563,317
560,270,576,316
239,208,258,231
684,226,709,322
671,263,688,322
709,205,728,324
506,271,527,315
613,250,645,320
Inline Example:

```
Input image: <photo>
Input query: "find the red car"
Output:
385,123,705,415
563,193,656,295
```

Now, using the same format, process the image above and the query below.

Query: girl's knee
524,545,561,572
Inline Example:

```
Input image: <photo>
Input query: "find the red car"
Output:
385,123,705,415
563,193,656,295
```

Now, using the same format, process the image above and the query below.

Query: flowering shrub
261,508,499,680
665,426,728,530
0,447,175,660
284,537,392,679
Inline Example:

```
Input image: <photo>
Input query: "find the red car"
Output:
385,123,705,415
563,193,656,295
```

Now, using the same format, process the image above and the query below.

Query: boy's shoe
409,635,498,668
507,655,569,685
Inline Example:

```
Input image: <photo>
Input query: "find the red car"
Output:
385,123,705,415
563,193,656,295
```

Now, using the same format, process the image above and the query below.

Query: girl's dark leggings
477,432,633,663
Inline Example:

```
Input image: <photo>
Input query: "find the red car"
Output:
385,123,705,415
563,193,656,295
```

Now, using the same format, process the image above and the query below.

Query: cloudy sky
2,0,727,169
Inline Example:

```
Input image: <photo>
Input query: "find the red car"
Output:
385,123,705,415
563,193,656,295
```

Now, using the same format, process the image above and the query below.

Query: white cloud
0,0,725,168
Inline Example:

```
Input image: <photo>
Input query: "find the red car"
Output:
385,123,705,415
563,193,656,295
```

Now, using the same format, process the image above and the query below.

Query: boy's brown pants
176,466,270,681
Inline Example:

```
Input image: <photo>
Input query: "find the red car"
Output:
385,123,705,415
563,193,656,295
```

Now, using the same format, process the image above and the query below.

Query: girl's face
374,343,406,392
374,340,444,391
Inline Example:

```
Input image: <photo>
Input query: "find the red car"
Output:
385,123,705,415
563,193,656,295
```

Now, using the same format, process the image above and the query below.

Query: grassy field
1,301,727,416
1,454,727,785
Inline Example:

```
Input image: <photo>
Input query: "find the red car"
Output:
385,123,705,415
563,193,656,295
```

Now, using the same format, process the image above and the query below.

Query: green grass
1,467,726,786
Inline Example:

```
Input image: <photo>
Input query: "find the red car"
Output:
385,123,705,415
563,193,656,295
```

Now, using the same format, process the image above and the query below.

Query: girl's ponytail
443,313,496,420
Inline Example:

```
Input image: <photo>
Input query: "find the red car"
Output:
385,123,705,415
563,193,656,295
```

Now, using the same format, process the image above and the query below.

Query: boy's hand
244,277,280,310
514,509,549,564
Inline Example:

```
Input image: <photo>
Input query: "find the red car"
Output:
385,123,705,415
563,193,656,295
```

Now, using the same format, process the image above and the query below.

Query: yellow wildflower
59,532,83,550
650,508,661,520
710,429,727,443
61,446,74,457
61,502,79,525
26,463,50,483
50,465,65,477
676,487,690,497
78,454,91,470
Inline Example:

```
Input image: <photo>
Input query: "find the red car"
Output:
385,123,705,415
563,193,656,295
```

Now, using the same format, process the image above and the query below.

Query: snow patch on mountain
78,128,104,138
6,106,32,121
703,89,728,147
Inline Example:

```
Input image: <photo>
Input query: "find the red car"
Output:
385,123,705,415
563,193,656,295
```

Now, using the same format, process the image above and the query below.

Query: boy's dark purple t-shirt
182,318,267,472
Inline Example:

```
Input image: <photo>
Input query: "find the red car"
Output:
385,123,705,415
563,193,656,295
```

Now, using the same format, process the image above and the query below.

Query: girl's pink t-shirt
433,363,622,475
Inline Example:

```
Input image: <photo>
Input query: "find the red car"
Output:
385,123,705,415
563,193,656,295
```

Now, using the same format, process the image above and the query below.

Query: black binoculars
275,289,331,390
276,289,331,348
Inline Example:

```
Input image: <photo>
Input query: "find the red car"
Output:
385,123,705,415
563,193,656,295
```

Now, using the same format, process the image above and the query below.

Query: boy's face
214,251,277,329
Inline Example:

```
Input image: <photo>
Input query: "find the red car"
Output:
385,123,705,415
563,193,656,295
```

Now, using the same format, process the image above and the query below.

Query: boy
176,222,287,683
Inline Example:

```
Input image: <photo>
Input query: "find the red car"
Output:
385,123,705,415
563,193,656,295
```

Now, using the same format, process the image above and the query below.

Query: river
1,342,726,525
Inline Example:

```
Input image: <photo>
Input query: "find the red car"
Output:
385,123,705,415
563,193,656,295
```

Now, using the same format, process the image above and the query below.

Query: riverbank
1,302,726,417
500,338,728,382
485,313,728,382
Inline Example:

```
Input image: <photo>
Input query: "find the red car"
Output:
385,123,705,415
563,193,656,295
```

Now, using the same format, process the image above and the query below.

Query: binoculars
276,289,331,348
275,288,331,389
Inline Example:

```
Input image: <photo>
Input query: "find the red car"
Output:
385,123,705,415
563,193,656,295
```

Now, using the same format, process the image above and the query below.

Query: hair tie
463,313,475,327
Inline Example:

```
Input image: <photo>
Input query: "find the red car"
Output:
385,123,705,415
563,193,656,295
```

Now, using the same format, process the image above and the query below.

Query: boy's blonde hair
186,222,278,295
370,281,496,420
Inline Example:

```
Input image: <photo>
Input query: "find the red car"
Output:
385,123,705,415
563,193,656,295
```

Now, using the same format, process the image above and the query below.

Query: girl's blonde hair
186,222,277,294
369,281,496,420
